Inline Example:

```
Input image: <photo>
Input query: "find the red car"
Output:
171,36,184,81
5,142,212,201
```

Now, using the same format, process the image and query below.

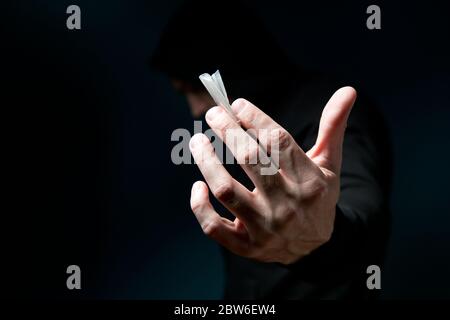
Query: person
151,0,391,299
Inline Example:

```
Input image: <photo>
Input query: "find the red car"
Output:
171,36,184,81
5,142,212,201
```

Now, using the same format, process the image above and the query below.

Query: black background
4,0,450,298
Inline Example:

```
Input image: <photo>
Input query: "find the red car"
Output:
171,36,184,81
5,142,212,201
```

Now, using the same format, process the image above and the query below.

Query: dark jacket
151,0,392,299
219,71,392,299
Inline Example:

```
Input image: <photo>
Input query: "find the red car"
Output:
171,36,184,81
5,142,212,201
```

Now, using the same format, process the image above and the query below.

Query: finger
231,98,314,178
308,87,356,173
190,181,251,256
205,106,280,190
189,133,261,228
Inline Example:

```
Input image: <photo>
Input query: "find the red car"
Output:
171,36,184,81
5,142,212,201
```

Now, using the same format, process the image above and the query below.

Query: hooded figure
151,0,391,299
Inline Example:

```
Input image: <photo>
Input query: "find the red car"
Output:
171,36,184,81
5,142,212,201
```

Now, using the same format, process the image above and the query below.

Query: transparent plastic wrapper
199,70,279,175
199,70,240,123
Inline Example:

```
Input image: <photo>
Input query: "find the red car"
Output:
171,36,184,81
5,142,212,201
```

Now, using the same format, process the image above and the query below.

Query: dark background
4,0,450,299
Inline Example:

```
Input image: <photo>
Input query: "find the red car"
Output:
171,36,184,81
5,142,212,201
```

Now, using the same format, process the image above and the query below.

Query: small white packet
199,70,239,122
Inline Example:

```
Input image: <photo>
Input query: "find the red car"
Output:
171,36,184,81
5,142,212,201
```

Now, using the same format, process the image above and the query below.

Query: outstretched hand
189,87,357,264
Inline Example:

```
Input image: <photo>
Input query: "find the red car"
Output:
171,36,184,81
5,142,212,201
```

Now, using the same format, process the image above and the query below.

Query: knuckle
273,129,292,152
300,176,328,202
243,143,260,165
190,199,204,213
239,103,256,123
213,182,235,203
310,177,328,198
217,117,235,132
202,218,221,238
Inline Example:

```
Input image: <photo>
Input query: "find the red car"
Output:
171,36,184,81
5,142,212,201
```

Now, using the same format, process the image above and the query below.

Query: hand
189,87,357,264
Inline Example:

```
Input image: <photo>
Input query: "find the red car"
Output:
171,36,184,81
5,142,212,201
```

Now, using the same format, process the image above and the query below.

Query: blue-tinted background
5,0,450,298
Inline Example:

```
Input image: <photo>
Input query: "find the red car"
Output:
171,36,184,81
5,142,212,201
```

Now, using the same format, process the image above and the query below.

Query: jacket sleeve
283,94,392,286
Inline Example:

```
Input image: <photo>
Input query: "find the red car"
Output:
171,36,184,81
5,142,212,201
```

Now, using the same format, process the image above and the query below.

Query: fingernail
206,106,222,121
190,133,208,149
192,181,202,192
190,134,200,149
196,181,204,191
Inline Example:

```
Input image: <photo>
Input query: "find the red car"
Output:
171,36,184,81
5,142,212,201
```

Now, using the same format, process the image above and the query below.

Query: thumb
308,86,357,173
